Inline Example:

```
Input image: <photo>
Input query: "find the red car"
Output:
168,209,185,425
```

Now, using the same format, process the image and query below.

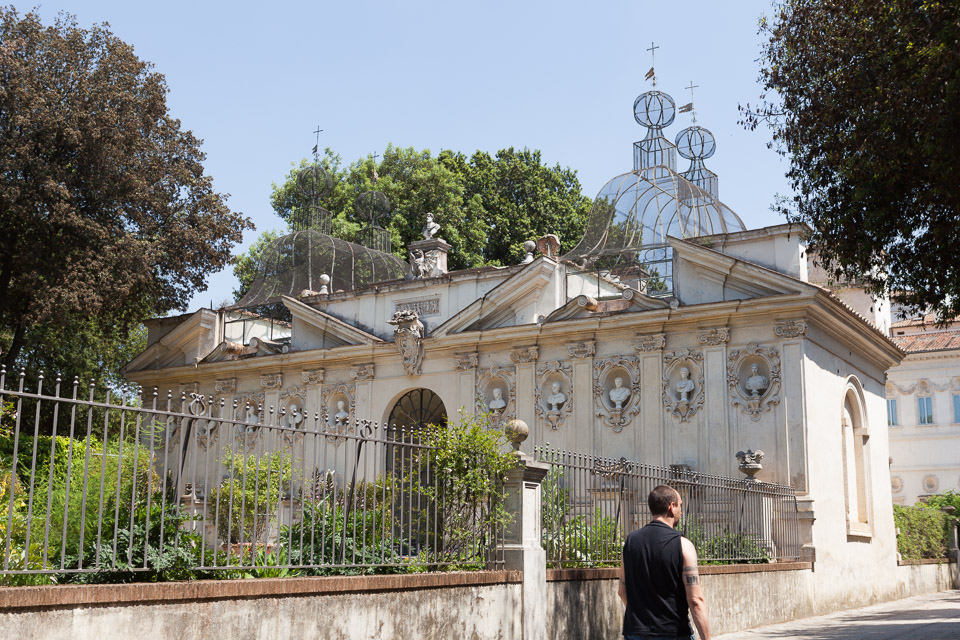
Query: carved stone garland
476,366,517,426
661,349,705,423
321,382,357,445
535,360,573,430
727,342,782,422
280,386,308,445
593,356,641,432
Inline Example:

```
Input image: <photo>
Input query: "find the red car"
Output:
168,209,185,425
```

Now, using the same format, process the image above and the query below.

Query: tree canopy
742,0,960,321
236,145,591,300
0,8,251,373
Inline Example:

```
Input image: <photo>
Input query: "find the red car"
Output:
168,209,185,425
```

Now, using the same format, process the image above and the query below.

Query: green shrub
540,462,623,567
417,412,514,567
206,447,296,545
893,504,954,561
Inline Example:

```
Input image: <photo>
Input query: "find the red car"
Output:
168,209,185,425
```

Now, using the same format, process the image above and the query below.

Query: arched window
841,378,872,538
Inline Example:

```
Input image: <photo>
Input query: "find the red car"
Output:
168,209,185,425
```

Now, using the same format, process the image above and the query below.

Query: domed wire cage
234,229,410,308
562,89,745,295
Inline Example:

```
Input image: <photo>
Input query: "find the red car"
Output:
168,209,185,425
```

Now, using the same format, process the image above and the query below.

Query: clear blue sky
33,0,789,311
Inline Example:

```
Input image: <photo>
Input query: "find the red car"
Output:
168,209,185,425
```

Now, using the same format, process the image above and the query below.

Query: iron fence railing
536,446,801,567
0,368,503,581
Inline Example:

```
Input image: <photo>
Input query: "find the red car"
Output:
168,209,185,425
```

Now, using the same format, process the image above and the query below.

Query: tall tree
742,0,960,320
238,145,591,300
0,9,252,372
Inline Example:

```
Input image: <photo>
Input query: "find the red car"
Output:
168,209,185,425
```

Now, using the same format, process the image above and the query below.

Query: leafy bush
417,412,514,567
921,491,960,514
540,462,623,567
206,447,296,545
67,501,205,584
894,504,955,561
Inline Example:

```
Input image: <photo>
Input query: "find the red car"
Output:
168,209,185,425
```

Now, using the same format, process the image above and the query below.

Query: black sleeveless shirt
622,521,692,637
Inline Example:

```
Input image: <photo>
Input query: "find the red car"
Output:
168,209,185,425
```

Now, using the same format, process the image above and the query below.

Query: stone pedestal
408,238,452,276
502,450,549,640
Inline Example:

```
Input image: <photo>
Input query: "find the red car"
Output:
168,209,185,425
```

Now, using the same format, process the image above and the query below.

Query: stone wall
1,562,954,640
545,561,956,638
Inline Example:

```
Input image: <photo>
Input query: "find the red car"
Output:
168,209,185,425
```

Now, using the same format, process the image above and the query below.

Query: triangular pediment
431,257,559,337
123,309,219,373
669,237,814,304
281,296,383,349
544,288,670,322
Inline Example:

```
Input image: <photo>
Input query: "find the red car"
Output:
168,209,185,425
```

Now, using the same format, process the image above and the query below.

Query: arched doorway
385,389,446,555
387,388,447,431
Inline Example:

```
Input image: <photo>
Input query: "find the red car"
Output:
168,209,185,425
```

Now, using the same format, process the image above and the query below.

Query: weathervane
679,81,698,123
371,151,380,183
645,42,659,87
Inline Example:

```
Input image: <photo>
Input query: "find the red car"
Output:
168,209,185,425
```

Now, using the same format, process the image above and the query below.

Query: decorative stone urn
735,449,765,481
504,418,529,451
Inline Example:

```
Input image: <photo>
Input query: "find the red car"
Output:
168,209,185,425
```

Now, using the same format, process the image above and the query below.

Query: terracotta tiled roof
891,329,960,353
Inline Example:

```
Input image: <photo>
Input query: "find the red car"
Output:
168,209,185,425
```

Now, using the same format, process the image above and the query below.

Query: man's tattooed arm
683,564,699,586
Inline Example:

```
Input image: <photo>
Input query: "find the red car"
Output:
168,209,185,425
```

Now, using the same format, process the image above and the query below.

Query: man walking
619,485,711,640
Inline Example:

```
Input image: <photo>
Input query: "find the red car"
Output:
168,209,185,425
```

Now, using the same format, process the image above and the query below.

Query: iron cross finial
646,42,660,87
686,81,699,123
312,126,323,160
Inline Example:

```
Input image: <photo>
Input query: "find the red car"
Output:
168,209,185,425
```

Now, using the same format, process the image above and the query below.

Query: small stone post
502,419,549,640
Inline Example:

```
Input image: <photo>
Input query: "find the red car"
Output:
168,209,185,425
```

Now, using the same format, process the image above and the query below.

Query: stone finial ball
318,274,331,285
503,418,529,451
523,240,536,252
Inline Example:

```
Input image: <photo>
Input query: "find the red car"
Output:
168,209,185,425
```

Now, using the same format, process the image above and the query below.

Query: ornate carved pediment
511,345,539,363
215,378,237,394
259,373,282,389
453,352,479,371
697,327,729,346
535,360,573,430
661,349,704,423
635,333,666,352
350,363,375,381
389,309,425,376
301,369,325,385
567,340,596,359
476,366,517,426
774,320,807,338
727,343,782,422
593,356,641,433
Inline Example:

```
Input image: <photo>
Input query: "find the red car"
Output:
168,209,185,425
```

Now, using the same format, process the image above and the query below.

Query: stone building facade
124,83,910,606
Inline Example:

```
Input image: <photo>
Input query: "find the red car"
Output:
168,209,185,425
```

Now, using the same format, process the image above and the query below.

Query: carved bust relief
594,356,641,432
727,342,781,421
661,349,704,423
535,360,573,430
321,382,357,445
476,366,516,426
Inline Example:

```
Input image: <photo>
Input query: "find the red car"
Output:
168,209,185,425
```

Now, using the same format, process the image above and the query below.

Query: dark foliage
742,0,960,321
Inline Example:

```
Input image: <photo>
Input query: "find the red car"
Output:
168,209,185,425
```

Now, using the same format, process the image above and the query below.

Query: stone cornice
126,289,904,389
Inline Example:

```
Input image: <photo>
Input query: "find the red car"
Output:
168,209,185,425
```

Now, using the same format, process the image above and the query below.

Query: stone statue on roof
422,212,441,240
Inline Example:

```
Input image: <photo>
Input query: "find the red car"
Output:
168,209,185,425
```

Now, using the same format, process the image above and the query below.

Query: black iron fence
536,446,802,567
0,368,504,583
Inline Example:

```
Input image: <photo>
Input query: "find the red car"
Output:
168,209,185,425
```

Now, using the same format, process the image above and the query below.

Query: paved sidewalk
714,590,960,640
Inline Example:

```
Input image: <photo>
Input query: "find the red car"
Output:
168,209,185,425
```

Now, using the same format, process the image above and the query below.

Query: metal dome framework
235,229,409,307
562,88,746,292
